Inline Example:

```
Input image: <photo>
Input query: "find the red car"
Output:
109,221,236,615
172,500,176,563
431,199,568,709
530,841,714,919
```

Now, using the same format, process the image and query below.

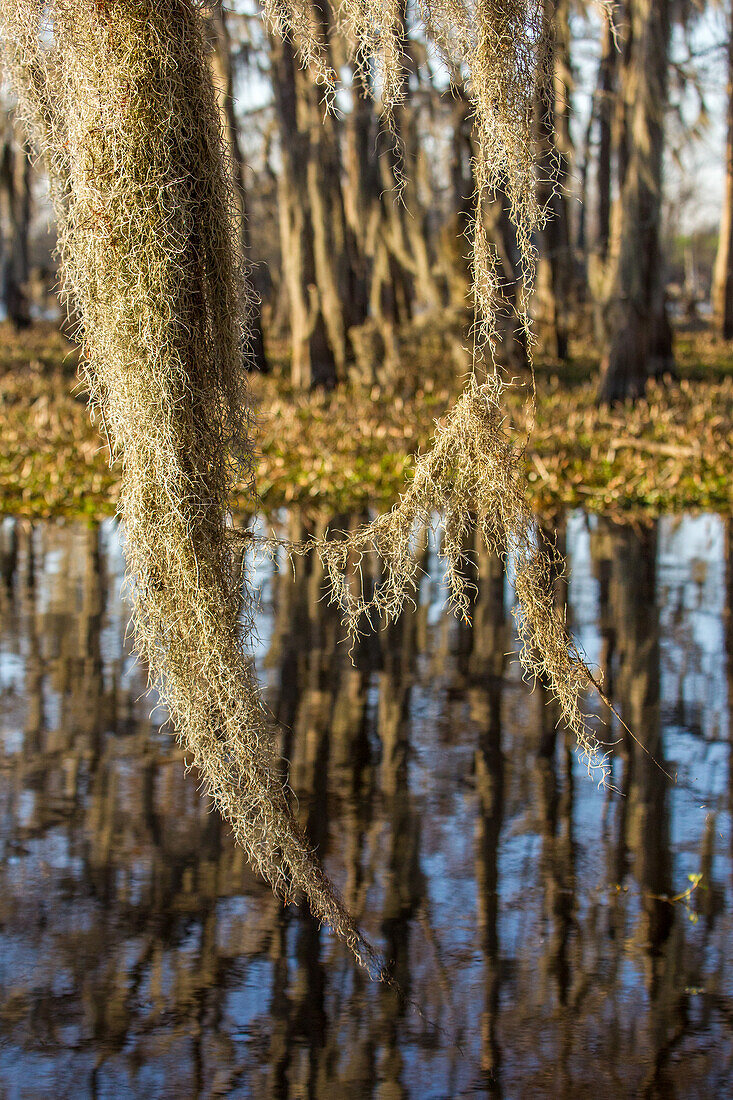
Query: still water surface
0,511,731,1098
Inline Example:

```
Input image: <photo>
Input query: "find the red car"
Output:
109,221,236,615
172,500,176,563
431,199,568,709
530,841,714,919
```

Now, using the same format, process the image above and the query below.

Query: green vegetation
2,321,731,519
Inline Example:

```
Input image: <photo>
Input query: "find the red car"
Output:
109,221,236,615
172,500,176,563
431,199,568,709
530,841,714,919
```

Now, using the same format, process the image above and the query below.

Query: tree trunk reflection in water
460,535,506,1093
592,519,686,1098
536,524,577,1076
2,521,315,1094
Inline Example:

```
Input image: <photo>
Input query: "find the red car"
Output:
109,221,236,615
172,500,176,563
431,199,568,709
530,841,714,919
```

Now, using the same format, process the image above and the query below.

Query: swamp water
0,511,731,1098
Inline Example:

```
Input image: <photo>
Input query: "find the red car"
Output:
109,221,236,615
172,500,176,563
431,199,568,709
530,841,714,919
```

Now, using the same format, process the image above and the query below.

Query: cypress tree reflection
465,535,506,1093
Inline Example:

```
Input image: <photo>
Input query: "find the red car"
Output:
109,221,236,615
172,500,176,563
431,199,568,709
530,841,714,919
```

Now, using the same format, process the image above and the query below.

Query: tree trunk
713,8,733,340
535,0,575,361
483,187,529,373
0,122,32,329
302,0,368,373
598,0,674,405
379,66,444,315
351,85,415,321
342,33,444,384
596,5,618,263
440,92,474,309
206,2,269,372
270,0,369,389
434,86,528,372
269,33,338,389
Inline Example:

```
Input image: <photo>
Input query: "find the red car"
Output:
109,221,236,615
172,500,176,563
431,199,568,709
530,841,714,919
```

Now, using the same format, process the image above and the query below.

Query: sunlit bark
713,9,733,340
207,1,269,372
269,33,339,389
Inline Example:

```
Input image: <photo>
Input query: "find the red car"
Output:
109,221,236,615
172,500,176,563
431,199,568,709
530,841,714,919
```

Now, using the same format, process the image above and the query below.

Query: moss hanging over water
1,0,644,969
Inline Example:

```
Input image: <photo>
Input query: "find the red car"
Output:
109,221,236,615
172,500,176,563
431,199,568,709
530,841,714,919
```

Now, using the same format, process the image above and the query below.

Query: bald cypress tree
598,0,674,404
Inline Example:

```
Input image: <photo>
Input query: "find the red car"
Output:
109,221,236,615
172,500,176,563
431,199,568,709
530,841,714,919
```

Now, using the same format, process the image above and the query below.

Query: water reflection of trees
594,520,677,1096
0,514,731,1096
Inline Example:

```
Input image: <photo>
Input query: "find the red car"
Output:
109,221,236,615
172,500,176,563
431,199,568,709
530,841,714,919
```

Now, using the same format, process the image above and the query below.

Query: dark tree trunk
344,67,407,327
379,61,444,315
713,8,733,340
535,0,575,362
436,86,528,373
0,124,32,329
344,72,413,366
302,0,368,373
598,0,674,405
596,5,618,264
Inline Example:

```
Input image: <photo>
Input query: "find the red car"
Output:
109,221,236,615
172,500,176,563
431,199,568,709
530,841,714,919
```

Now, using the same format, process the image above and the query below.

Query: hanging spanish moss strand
0,0,384,975
258,0,609,777
234,376,608,780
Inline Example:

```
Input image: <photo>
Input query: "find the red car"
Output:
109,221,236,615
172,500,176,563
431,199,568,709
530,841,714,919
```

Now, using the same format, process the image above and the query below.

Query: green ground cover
1,320,731,518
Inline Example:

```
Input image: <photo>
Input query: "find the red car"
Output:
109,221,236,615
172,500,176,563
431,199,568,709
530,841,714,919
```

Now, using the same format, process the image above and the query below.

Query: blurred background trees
1,0,731,403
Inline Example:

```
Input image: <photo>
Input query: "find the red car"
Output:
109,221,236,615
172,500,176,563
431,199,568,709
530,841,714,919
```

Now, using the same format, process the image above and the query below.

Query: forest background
2,0,733,519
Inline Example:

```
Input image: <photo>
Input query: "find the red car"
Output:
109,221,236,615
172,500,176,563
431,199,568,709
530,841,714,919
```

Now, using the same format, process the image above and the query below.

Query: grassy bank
1,320,732,518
